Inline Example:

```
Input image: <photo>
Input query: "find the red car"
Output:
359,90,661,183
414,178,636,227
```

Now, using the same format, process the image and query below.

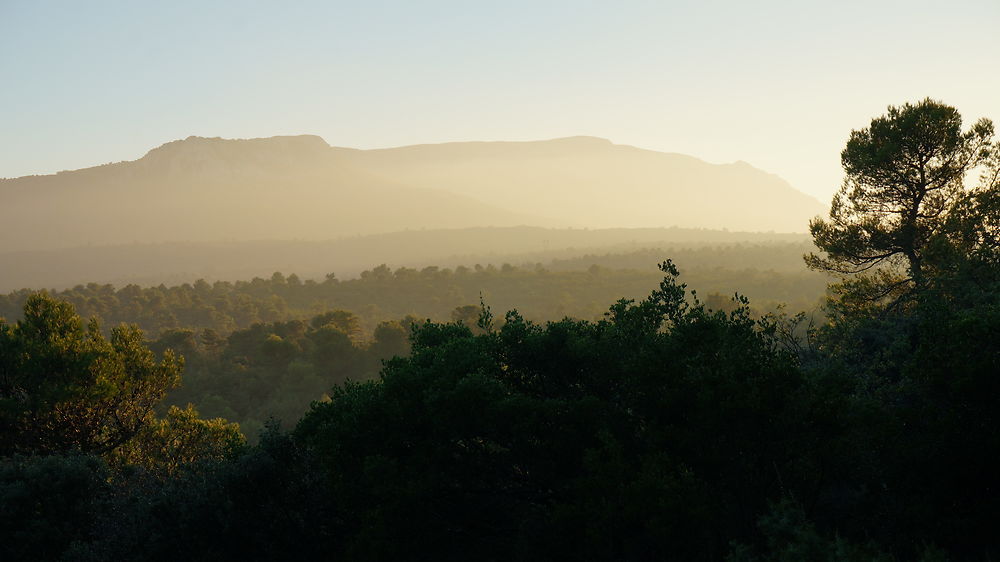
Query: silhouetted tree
807,98,995,307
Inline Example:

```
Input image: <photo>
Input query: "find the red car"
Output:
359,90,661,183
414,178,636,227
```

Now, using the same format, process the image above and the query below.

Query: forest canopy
1,99,999,561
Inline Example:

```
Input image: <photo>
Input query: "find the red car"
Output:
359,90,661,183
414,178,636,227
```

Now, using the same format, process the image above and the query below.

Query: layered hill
0,135,545,252
0,135,825,253
0,226,812,291
342,136,825,233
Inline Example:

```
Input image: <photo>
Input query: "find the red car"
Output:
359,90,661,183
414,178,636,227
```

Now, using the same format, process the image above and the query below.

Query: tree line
0,245,827,340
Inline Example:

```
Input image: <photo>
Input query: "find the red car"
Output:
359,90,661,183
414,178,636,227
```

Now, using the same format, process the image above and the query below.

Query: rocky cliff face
136,135,334,178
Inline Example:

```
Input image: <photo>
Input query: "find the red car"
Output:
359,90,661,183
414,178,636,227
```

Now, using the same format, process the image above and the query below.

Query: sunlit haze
2,0,997,203
5,3,1000,557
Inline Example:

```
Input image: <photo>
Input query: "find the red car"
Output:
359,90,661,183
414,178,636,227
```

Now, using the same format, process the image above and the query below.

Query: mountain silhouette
341,136,824,233
0,135,825,252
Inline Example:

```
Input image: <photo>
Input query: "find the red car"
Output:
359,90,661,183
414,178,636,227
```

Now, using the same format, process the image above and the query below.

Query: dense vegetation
0,243,826,339
0,245,827,440
2,99,998,560
151,311,414,439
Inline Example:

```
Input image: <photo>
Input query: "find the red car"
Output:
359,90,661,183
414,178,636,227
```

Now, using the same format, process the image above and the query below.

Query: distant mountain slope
0,136,543,252
342,136,826,232
0,135,825,252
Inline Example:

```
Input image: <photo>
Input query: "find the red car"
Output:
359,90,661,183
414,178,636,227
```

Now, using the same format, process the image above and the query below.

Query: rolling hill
0,135,826,254
342,136,825,233
0,226,812,291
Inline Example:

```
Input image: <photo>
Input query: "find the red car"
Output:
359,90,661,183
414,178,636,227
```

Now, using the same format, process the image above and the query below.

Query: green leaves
112,404,245,477
0,293,182,456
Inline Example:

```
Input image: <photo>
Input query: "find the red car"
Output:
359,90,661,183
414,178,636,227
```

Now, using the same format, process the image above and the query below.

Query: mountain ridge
0,135,826,253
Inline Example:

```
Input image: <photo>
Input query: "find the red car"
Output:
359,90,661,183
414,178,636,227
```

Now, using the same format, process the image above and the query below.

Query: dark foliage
0,251,826,339
3,100,999,561
153,312,413,439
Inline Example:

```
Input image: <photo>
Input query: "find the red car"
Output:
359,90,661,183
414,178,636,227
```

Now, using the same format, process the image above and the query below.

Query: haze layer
0,135,825,252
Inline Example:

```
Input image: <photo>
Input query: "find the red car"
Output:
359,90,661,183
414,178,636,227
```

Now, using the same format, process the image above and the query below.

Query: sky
1,0,998,203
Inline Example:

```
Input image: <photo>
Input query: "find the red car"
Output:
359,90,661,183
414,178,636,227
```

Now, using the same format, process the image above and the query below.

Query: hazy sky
2,0,998,203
